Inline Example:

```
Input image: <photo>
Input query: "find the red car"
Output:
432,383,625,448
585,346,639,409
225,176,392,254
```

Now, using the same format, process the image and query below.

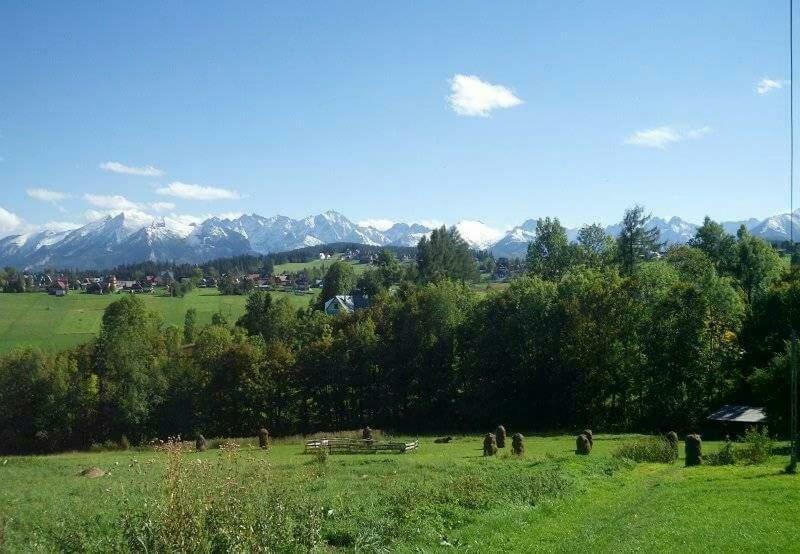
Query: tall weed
737,426,773,465
120,440,323,552
613,436,676,463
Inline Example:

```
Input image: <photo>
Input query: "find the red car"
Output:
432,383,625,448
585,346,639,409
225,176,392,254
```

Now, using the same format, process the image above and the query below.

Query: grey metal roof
707,405,767,423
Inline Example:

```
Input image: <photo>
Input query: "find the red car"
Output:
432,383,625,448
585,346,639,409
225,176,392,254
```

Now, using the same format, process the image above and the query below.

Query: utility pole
790,335,798,473
789,0,798,475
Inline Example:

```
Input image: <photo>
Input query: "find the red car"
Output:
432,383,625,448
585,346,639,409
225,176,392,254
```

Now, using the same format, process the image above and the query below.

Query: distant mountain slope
0,211,435,269
0,209,794,269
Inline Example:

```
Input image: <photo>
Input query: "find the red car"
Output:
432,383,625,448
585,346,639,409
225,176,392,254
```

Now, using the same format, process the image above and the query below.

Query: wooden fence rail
304,437,418,454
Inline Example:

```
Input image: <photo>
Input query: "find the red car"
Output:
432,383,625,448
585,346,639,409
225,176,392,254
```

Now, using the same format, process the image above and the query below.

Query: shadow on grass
740,469,796,480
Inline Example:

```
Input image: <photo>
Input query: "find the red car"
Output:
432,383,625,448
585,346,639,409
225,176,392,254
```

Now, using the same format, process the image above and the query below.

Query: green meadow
0,288,315,354
1,434,798,552
273,257,371,274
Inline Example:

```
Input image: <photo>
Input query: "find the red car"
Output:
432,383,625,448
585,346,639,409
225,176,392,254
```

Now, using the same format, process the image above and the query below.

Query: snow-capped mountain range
0,210,797,269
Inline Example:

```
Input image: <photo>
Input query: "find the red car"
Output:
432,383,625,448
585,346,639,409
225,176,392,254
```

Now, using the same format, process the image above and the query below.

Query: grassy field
1,434,798,552
273,258,370,275
0,288,315,354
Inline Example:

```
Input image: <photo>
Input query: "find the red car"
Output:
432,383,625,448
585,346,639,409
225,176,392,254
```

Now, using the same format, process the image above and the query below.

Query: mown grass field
0,288,315,354
1,434,798,552
273,257,369,274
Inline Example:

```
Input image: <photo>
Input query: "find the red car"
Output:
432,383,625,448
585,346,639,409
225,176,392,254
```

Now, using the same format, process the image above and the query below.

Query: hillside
0,288,314,354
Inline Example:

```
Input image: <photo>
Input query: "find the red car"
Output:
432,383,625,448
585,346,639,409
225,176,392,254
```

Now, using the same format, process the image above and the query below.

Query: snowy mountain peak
0,209,796,270
453,220,505,250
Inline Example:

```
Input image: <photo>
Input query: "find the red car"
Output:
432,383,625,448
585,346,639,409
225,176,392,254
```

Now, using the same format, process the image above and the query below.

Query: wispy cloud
156,181,241,200
418,219,445,229
27,188,70,212
27,188,69,203
83,208,155,227
149,201,176,212
358,218,396,231
624,125,712,149
99,161,165,177
756,77,787,95
447,74,523,117
42,221,81,232
84,193,140,210
686,126,712,139
217,212,244,221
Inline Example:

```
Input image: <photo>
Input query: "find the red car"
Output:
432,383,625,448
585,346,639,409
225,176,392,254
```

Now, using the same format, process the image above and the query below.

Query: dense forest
0,207,797,454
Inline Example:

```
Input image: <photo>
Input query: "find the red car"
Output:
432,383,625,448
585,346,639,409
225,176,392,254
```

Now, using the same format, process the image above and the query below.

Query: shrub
613,436,676,463
737,426,773,465
89,440,121,452
706,437,736,466
314,444,329,465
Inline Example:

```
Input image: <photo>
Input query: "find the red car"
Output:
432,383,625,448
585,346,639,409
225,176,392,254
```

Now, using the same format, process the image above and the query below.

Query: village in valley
1,246,520,316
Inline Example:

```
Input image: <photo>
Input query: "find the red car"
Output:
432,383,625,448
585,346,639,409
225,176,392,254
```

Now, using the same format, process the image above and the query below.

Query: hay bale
511,433,524,455
665,431,678,458
685,434,702,466
582,429,593,446
195,434,207,452
483,433,498,456
79,467,106,478
362,426,373,441
665,431,678,447
258,428,269,449
576,433,592,455
495,425,507,448
34,430,52,453
434,436,453,444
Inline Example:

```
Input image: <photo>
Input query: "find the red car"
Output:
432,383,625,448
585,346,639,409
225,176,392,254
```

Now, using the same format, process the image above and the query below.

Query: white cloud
0,206,24,236
149,201,176,212
83,208,155,226
27,188,69,203
358,218,396,231
84,209,119,222
84,193,140,210
447,74,523,117
686,126,712,139
42,221,81,232
217,212,244,221
99,161,164,177
624,125,712,149
418,219,445,229
156,181,241,200
168,213,206,226
756,78,786,95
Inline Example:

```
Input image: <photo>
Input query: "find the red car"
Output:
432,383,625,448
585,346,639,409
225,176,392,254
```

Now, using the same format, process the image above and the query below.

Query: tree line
0,207,796,454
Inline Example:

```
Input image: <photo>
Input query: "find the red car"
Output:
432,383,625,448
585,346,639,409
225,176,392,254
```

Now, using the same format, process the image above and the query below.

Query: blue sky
0,1,793,236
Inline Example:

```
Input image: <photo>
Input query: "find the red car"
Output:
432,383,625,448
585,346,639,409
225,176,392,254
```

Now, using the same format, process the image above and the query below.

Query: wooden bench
304,437,419,454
